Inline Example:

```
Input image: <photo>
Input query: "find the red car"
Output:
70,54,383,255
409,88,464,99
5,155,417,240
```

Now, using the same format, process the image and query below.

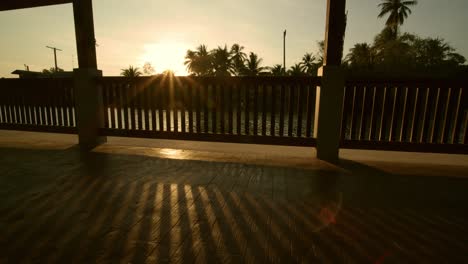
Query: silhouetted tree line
183,43,324,77
344,0,466,78
121,0,465,79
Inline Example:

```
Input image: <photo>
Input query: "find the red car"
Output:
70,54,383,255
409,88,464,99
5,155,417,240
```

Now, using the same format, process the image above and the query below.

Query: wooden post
314,0,346,161
73,0,97,69
72,0,106,149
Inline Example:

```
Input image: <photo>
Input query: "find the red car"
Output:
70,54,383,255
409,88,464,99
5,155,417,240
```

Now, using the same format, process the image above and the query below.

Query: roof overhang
0,0,72,11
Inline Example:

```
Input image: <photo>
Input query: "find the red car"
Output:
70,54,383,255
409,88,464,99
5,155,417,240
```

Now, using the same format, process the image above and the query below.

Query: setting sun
138,40,190,76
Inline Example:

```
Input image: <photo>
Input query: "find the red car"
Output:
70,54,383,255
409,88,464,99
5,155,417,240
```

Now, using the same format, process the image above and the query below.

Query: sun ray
138,40,190,76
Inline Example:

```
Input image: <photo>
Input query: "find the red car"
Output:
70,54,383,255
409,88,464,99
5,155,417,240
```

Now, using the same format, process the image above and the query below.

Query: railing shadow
1,146,467,263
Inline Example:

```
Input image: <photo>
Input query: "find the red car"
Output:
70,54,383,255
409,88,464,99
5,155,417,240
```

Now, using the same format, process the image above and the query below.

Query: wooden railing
0,78,76,133
341,78,468,153
1,76,466,154
98,76,320,146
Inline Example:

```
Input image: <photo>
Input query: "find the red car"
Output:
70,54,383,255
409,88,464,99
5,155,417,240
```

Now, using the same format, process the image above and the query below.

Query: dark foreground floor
0,136,467,263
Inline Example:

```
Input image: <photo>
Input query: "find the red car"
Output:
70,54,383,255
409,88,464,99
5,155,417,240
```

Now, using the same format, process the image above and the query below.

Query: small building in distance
11,69,73,79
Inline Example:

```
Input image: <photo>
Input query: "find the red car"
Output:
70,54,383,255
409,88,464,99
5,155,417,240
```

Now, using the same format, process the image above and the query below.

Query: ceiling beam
0,0,72,11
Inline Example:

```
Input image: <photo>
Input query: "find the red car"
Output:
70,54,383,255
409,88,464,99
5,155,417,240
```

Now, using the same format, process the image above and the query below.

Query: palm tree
243,52,265,76
378,0,418,38
372,28,413,67
269,64,284,76
345,43,375,69
184,44,212,76
230,44,247,76
315,41,325,66
211,45,232,77
121,66,142,77
300,53,318,75
288,63,306,76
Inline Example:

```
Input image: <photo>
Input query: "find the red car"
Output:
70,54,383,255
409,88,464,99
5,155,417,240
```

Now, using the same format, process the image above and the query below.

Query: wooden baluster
109,81,116,129
27,82,33,125
262,84,267,136
70,84,76,127
0,81,4,123
43,81,49,125
358,86,367,141
187,81,194,134
116,82,123,129
173,82,179,133
398,87,409,142
7,84,15,124
172,82,177,132
287,84,294,137
145,83,152,131
203,84,209,133
0,81,6,123
305,84,315,138
138,82,145,130
220,82,225,134
130,81,137,130
149,83,156,131
279,84,285,137
113,82,119,129
340,86,348,140
61,84,67,127
16,81,23,124
50,81,57,126
3,83,9,123
366,86,375,141
388,86,398,141
122,83,129,130
463,110,468,145
440,87,452,143
13,83,21,124
418,87,430,143
408,86,420,143
166,82,172,132
20,81,28,124
11,81,18,124
196,84,201,133
428,88,440,143
296,82,304,137
56,80,64,126
228,83,233,134
253,82,259,136
271,84,277,137
378,85,387,141
211,84,217,134
349,85,356,140
181,82,187,133
31,81,39,126
156,83,163,131
450,88,464,144
245,84,250,135
236,84,241,135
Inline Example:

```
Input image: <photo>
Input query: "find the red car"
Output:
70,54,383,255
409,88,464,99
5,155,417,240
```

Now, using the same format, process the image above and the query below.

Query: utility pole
46,46,62,71
283,30,286,75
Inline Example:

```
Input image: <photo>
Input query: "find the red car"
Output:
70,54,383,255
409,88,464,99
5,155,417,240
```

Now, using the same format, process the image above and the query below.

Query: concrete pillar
314,66,345,161
73,68,106,150
315,0,346,161
72,0,106,149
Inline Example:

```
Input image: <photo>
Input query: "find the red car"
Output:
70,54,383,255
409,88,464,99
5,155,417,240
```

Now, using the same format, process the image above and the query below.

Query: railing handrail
97,75,322,86
0,77,73,81
346,77,468,87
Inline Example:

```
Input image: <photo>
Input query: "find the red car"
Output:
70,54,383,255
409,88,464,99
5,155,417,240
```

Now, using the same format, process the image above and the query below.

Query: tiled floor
1,131,467,263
